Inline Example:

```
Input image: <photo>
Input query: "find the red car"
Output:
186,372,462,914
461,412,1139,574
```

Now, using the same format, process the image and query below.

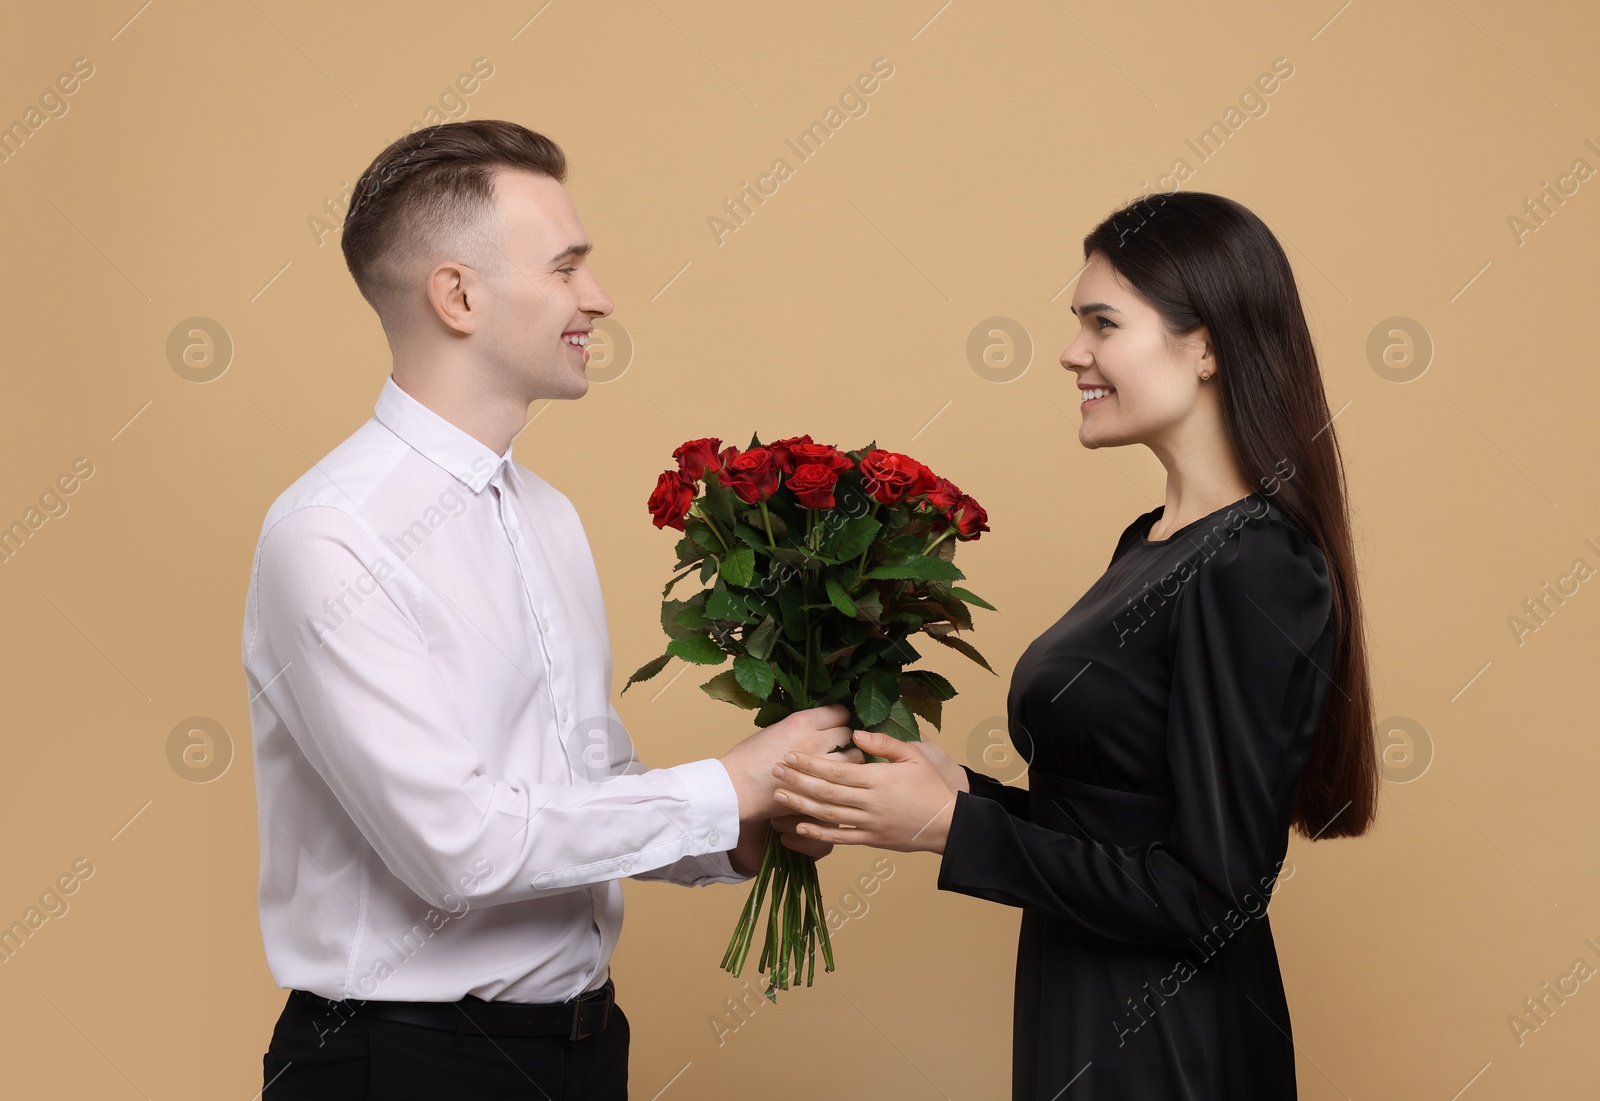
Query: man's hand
726,814,836,877
906,735,970,794
719,704,860,820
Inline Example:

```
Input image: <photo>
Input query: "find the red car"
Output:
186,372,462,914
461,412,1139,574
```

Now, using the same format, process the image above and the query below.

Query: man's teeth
1080,387,1114,401
563,333,589,347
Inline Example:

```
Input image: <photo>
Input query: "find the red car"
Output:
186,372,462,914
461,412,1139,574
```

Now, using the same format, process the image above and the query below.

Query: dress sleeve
959,766,1031,817
936,517,1334,948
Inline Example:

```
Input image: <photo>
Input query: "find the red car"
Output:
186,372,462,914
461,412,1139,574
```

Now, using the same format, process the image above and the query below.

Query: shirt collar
373,374,512,494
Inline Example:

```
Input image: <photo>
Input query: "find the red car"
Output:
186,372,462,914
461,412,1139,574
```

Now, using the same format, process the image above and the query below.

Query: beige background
2,0,1597,1097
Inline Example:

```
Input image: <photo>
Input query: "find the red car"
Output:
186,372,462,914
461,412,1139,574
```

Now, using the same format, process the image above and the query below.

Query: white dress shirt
243,374,747,1005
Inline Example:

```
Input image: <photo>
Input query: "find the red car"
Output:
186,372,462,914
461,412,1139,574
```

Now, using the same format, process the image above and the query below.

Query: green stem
758,500,776,549
920,527,955,556
801,612,813,708
855,502,881,571
692,505,732,552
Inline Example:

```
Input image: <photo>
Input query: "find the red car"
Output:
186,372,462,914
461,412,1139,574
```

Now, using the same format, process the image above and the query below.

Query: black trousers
262,988,630,1100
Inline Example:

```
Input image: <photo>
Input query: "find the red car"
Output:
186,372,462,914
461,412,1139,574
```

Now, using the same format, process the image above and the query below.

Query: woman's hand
769,729,961,854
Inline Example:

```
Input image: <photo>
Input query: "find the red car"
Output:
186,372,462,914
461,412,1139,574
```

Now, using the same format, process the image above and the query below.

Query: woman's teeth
1080,387,1114,402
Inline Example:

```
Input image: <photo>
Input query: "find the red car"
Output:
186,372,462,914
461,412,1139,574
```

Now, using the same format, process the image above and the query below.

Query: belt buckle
569,982,613,1042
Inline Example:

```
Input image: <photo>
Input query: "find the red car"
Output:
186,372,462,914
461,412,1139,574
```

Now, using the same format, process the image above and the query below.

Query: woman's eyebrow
1070,302,1121,316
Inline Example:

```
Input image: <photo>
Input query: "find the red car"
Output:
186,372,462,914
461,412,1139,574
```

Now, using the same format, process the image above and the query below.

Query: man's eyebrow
548,243,593,263
1070,301,1121,316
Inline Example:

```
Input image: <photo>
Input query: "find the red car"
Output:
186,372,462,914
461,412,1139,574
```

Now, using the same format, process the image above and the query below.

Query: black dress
938,492,1336,1100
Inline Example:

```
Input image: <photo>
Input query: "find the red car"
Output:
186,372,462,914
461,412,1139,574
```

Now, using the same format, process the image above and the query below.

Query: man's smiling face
476,169,614,403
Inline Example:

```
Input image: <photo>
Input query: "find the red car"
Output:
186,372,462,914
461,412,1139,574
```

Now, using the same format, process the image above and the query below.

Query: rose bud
950,496,989,539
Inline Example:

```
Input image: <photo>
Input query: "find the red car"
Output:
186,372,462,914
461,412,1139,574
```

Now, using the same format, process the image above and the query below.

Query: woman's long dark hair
1083,191,1378,840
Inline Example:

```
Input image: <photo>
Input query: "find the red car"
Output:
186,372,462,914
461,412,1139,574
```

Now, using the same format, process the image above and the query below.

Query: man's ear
425,260,480,335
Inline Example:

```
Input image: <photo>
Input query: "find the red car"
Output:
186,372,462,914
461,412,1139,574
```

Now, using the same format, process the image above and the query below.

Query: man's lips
562,329,592,361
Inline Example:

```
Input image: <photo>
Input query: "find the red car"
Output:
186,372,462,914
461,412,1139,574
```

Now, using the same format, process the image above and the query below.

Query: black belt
294,978,614,1041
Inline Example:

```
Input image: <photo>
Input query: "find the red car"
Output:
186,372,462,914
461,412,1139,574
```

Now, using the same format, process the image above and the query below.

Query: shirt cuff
665,757,742,856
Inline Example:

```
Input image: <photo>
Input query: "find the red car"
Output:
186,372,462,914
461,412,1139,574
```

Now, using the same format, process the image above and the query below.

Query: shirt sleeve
608,699,754,888
936,517,1334,949
249,504,743,912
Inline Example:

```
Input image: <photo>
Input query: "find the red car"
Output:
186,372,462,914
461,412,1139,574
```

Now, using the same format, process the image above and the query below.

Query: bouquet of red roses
623,433,995,999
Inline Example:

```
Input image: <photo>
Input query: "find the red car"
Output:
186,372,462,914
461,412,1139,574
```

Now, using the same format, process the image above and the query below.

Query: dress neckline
1139,493,1260,545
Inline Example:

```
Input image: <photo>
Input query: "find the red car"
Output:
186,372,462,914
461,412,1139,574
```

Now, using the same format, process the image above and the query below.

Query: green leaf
734,523,773,553
951,586,997,611
870,698,921,742
620,652,672,694
819,679,852,703
851,589,883,623
778,587,806,642
733,655,776,700
673,602,711,632
863,556,965,582
745,615,779,661
719,546,756,588
661,599,695,639
699,558,718,583
880,637,922,666
700,475,738,527
707,588,759,623
934,598,974,632
903,668,958,700
899,679,944,730
667,634,726,665
854,673,896,727
700,669,762,709
687,520,721,552
930,632,995,673
799,550,841,568
824,578,858,617
770,663,801,700
753,697,793,728
824,515,881,560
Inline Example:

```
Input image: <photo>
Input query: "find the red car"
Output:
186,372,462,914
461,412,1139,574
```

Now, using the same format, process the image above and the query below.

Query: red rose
784,442,854,475
647,470,696,530
786,463,840,508
672,437,724,479
859,449,937,505
766,435,815,473
924,476,964,511
950,495,989,539
717,447,780,504
923,476,988,539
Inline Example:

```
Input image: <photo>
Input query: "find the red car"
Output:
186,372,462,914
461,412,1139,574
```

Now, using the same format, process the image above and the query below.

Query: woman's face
1059,251,1212,452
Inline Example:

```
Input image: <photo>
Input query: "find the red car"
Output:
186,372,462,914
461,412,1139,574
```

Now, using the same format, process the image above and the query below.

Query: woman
768,191,1379,1100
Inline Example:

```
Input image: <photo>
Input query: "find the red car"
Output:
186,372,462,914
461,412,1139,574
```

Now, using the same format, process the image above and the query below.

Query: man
243,119,854,1098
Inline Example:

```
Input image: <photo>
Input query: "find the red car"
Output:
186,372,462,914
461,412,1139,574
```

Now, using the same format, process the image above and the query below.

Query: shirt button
709,830,720,845
540,615,551,632
560,707,570,723
509,530,521,543
619,858,633,873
